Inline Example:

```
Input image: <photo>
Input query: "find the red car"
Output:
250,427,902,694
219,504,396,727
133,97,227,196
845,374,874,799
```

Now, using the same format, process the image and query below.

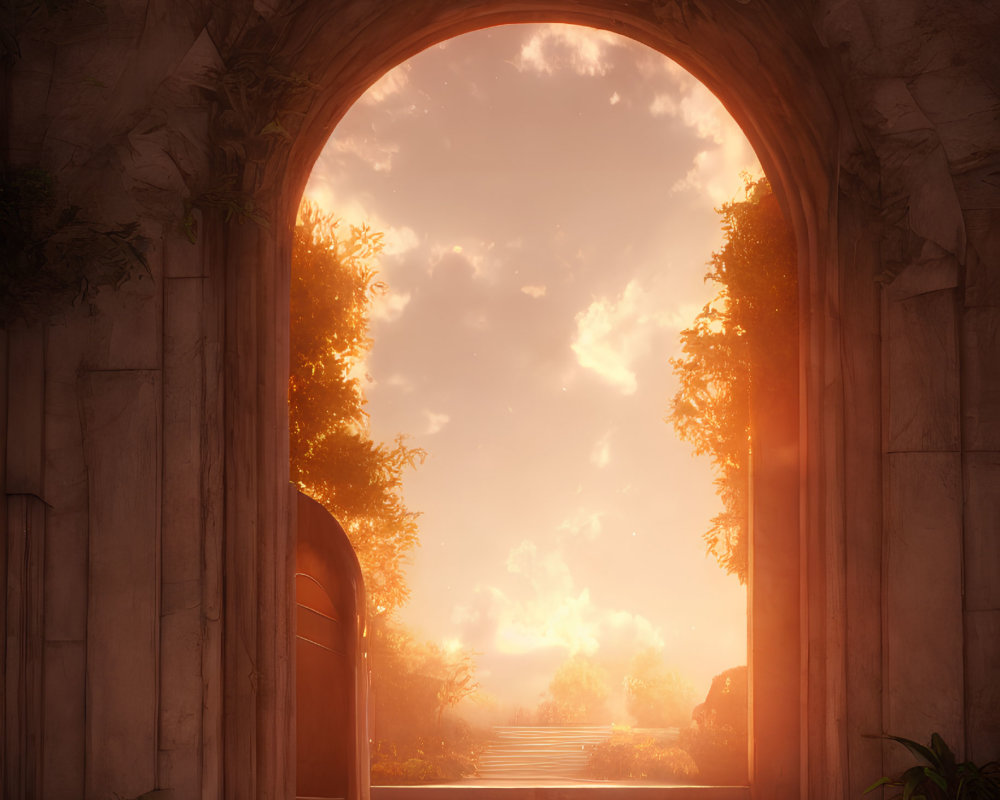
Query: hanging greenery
0,165,150,326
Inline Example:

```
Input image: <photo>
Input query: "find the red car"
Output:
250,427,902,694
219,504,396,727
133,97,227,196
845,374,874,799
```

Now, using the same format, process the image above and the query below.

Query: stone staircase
475,726,614,780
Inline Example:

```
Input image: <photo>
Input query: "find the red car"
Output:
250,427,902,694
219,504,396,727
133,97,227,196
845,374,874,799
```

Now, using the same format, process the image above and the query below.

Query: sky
303,23,760,710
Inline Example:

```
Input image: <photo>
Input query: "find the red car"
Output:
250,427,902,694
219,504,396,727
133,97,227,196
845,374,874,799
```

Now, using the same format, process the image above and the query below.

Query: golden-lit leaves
291,202,486,782
537,654,611,724
368,617,485,782
668,175,796,583
290,201,424,617
587,731,700,781
624,647,697,728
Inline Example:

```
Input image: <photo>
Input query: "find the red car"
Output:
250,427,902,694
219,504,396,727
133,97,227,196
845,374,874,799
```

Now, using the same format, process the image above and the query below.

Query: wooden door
295,491,370,800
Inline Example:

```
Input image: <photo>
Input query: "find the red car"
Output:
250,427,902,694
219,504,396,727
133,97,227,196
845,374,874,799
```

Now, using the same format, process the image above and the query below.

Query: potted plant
865,733,1000,800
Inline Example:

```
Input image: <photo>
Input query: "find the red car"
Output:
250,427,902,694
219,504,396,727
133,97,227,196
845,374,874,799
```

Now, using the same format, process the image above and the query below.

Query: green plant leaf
887,736,940,769
903,765,926,799
865,776,894,794
924,767,947,790
259,118,291,139
931,732,957,778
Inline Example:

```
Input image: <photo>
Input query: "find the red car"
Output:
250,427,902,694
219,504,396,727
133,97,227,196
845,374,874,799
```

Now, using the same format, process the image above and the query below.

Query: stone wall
1,1,997,798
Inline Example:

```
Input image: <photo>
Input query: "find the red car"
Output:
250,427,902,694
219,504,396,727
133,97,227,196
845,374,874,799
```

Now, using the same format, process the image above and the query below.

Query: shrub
679,665,747,785
586,729,699,782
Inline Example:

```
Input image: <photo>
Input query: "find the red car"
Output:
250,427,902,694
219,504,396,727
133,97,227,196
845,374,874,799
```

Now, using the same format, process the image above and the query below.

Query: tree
289,202,485,784
290,201,425,616
679,666,748,785
368,619,485,784
623,648,696,728
537,654,611,724
586,730,699,782
668,175,797,583
369,621,480,738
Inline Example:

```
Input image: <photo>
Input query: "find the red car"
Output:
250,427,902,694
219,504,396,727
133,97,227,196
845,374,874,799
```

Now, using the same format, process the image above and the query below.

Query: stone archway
3,2,997,799
255,6,837,799
282,13,820,798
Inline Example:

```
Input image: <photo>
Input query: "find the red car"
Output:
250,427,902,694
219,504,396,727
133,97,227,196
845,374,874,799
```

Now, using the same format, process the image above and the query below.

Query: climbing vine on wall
668,175,797,583
182,22,319,241
0,166,150,326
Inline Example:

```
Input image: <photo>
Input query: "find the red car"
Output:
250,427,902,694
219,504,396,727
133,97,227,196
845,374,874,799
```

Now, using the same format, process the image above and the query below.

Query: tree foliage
624,648,697,729
668,175,797,583
368,619,485,784
290,202,485,784
679,666,748,785
0,165,149,326
537,654,611,725
369,620,480,737
586,730,699,782
290,201,425,616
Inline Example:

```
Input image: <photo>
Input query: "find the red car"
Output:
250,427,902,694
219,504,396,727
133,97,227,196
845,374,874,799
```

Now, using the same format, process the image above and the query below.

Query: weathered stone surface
4,496,46,799
159,276,206,794
876,128,967,262
39,321,91,800
966,610,1000,764
749,369,799,796
41,322,90,644
5,324,45,496
41,640,86,799
162,277,204,599
81,370,161,799
964,453,1000,612
158,745,203,800
158,609,203,800
886,289,961,453
954,165,1000,213
868,78,933,136
906,66,999,156
885,452,964,765
965,209,1000,307
86,269,163,371
40,509,88,640
839,197,884,800
3,2,1000,798
963,308,1000,451
884,242,959,301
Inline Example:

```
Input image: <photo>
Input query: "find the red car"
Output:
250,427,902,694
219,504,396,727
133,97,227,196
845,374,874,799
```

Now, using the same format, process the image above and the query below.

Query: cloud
521,284,547,299
385,373,414,392
601,611,665,655
500,540,599,654
558,508,604,540
609,91,621,106
383,225,420,256
361,63,411,104
452,540,664,659
299,179,418,258
463,310,490,330
430,240,497,282
570,280,669,394
661,300,709,331
424,410,450,435
506,540,573,590
299,181,371,233
648,64,760,204
672,148,760,206
516,24,623,77
370,290,411,323
590,431,613,468
331,135,400,173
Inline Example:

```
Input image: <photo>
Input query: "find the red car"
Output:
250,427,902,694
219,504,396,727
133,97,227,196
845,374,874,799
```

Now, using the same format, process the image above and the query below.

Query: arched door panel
295,491,370,800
